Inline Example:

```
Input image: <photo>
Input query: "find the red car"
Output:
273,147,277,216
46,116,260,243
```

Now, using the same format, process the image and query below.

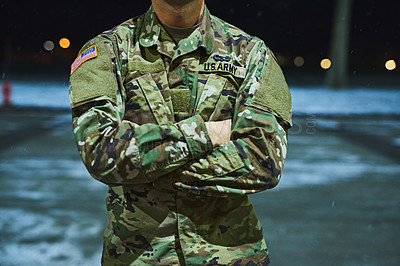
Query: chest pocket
195,74,238,122
124,73,174,125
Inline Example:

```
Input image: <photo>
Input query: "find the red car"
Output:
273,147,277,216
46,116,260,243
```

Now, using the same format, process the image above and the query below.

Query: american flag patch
70,45,97,74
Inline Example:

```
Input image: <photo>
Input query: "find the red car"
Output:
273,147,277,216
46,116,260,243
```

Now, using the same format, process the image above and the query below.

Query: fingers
205,119,232,147
225,119,232,129
122,120,140,128
205,119,232,126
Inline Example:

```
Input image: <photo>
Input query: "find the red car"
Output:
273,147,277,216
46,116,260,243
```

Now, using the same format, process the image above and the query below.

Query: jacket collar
139,6,214,55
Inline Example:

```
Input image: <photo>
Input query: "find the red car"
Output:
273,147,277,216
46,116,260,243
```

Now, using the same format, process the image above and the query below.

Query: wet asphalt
0,107,399,266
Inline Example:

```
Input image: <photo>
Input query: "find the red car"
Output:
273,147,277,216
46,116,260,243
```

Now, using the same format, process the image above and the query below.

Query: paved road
0,107,399,265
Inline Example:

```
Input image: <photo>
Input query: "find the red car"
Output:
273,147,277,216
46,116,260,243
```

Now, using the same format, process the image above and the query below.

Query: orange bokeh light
59,38,70,49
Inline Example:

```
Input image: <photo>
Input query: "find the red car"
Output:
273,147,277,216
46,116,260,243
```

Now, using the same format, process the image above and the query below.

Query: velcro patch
252,54,292,126
70,45,97,74
171,88,190,113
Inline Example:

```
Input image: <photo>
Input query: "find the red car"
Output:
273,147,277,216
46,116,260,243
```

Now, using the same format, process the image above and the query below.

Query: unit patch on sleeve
70,45,97,74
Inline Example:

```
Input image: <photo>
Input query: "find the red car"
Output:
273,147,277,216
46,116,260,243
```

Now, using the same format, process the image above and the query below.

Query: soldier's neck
152,0,204,28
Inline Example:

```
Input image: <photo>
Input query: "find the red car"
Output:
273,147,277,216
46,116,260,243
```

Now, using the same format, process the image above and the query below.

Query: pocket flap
135,74,174,125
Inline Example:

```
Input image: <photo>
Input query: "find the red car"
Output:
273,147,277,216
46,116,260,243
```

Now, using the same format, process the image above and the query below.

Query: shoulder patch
252,53,292,126
70,45,97,74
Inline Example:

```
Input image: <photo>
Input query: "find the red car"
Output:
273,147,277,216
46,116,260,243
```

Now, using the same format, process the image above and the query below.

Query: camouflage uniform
69,6,292,266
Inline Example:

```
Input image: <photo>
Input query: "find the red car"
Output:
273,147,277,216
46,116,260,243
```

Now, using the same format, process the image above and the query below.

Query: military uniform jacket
69,6,292,266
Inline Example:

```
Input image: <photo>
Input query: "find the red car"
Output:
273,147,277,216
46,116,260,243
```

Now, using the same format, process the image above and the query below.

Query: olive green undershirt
162,23,199,44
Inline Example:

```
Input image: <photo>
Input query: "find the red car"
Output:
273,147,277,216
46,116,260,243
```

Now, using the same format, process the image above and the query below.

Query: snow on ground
0,81,70,109
291,87,400,115
0,82,399,265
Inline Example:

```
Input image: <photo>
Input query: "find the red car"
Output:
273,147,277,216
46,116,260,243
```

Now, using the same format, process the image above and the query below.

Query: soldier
69,0,292,265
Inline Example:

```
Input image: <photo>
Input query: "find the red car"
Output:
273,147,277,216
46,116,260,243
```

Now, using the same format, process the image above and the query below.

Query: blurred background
0,0,399,265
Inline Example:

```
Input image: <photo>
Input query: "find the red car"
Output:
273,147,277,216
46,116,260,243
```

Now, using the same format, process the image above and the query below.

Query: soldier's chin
163,0,197,5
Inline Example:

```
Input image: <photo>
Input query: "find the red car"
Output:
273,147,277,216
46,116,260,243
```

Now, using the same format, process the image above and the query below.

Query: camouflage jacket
69,6,291,266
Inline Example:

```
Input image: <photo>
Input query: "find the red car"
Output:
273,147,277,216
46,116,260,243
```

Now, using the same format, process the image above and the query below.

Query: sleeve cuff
178,115,213,159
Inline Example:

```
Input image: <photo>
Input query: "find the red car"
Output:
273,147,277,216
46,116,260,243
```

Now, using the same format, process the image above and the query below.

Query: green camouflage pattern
69,6,291,266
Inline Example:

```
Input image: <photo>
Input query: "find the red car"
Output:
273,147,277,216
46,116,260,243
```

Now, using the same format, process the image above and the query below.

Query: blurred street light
275,54,286,66
43,40,55,51
321,58,332,70
385,60,396,71
59,38,70,49
294,56,305,67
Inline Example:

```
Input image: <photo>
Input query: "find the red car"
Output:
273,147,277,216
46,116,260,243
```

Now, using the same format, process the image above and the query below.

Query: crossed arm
72,95,287,198
130,120,232,148
70,36,290,197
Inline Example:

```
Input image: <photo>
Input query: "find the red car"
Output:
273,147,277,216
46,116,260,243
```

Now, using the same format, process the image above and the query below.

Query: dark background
1,2,399,265
1,0,399,83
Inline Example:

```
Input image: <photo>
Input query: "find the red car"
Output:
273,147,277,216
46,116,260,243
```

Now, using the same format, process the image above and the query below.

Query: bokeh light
385,60,396,71
43,40,55,51
294,56,305,67
275,55,286,66
320,58,331,70
59,38,70,49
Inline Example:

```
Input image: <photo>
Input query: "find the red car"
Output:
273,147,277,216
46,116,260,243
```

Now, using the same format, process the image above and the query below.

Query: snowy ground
0,82,399,265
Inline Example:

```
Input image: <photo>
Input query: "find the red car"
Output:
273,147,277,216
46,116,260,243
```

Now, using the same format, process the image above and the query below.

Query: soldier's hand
126,119,232,147
122,120,140,128
205,119,232,147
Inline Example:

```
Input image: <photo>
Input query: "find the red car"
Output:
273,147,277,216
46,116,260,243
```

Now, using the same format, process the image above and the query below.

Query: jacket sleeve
70,35,213,186
168,40,292,197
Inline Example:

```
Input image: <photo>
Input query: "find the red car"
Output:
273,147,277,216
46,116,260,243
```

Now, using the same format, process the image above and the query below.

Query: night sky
1,0,399,74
